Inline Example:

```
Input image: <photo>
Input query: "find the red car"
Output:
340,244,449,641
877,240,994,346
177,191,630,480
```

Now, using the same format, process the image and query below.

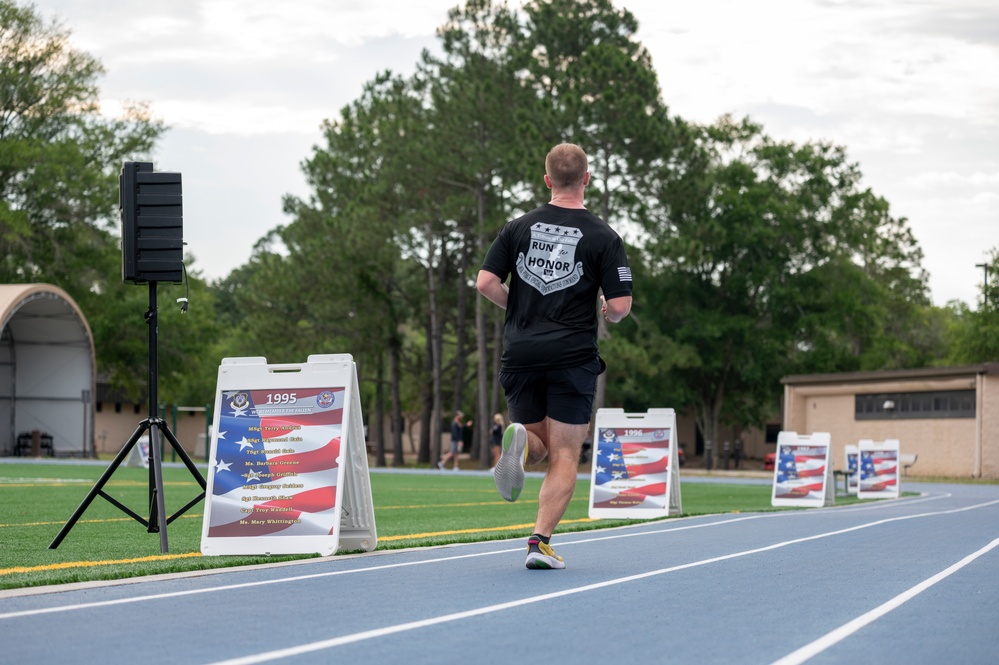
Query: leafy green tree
419,0,543,466
155,270,226,406
0,1,163,288
947,248,999,363
224,74,427,466
633,116,930,464
0,2,225,408
209,0,948,472
517,0,676,411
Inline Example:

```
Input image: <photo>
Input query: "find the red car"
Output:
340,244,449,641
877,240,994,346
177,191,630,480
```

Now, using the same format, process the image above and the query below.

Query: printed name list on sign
207,387,344,539
201,354,376,557
588,408,681,519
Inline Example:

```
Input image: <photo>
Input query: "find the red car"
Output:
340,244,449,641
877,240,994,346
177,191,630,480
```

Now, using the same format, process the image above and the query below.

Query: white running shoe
494,423,527,502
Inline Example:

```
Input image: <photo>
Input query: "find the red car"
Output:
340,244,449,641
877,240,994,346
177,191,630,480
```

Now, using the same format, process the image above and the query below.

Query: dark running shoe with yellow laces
525,535,565,570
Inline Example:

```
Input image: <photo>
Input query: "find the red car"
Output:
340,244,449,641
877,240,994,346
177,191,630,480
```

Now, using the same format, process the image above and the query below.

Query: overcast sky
36,0,998,307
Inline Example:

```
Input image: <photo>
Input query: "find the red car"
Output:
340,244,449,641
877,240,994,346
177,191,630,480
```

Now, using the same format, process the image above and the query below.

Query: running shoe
494,423,527,502
525,536,565,570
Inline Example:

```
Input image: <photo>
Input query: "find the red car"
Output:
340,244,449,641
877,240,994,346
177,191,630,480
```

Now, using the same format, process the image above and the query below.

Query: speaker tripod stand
50,282,207,553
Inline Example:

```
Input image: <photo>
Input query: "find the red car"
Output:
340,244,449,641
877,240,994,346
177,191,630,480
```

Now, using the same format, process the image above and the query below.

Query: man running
477,143,633,569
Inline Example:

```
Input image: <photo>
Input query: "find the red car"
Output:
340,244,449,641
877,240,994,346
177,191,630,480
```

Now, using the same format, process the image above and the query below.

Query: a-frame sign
201,354,376,556
588,408,682,519
771,431,834,508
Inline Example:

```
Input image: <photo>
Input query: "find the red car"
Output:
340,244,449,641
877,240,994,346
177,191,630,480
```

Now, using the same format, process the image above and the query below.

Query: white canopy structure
0,284,94,457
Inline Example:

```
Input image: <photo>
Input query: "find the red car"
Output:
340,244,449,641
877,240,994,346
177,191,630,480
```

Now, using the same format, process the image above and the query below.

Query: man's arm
601,295,632,323
476,269,509,309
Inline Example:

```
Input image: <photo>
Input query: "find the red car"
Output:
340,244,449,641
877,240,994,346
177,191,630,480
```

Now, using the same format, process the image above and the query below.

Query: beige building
93,384,210,461
782,364,999,479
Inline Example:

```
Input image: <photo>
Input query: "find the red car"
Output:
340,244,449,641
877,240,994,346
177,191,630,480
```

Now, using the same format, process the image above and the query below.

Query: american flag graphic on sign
773,444,827,500
591,427,671,510
207,387,344,538
860,449,898,492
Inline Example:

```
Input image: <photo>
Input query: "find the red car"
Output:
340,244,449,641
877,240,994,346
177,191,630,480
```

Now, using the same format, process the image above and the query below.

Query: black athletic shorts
499,357,602,425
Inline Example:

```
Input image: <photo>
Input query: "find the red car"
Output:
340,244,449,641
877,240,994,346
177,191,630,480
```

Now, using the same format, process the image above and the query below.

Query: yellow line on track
1,552,203,575
0,517,598,575
0,514,203,528
377,517,596,542
377,500,539,509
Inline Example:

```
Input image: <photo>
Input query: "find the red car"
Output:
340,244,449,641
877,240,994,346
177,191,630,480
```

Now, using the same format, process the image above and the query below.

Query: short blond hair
545,143,588,189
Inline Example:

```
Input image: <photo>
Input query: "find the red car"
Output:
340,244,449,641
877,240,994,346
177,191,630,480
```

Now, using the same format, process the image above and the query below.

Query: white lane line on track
1,496,992,624
556,491,952,548
565,489,953,547
769,536,999,665
201,498,999,665
0,514,763,620
822,491,950,513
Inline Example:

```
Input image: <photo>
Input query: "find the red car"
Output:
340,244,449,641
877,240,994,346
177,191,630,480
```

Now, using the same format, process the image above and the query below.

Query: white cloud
41,0,447,135
109,97,327,137
638,0,999,130
908,170,999,188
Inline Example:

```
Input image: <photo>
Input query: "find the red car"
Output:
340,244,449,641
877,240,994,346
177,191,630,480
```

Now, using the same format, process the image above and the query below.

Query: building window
855,390,976,420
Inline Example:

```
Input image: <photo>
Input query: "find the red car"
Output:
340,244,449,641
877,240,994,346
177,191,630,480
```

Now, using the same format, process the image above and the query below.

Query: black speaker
120,161,184,284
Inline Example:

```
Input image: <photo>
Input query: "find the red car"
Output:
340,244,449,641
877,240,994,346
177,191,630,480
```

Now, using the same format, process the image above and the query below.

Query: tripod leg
49,422,151,549
155,421,208,526
157,421,207,489
148,421,169,553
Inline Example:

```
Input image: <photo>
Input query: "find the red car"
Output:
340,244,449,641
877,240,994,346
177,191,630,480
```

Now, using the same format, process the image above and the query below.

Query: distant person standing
438,410,463,471
477,143,633,569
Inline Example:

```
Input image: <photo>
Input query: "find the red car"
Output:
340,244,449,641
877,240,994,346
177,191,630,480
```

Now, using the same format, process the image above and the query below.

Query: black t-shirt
481,204,632,372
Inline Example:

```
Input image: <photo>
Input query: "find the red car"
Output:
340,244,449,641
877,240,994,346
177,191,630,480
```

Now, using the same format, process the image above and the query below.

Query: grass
0,461,884,591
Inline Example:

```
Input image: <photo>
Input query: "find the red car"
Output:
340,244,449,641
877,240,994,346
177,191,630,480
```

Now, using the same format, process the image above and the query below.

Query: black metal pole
145,282,169,551
976,262,990,308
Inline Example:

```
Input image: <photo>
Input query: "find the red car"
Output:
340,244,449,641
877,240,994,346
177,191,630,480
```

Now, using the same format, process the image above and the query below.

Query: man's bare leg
524,418,588,537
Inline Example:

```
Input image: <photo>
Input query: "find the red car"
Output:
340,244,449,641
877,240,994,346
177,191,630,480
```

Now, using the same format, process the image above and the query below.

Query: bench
833,469,855,495
14,431,54,457
900,453,917,475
